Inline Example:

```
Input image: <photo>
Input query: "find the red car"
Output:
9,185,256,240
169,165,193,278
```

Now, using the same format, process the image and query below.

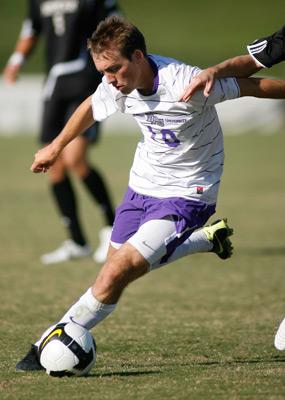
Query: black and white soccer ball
38,322,96,377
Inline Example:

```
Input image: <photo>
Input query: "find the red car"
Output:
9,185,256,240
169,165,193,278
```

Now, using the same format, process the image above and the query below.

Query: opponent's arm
3,35,38,83
237,77,285,99
31,96,95,173
180,55,262,102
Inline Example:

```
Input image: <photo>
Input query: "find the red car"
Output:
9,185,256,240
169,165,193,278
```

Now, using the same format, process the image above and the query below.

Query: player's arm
180,55,262,102
3,33,38,84
179,55,262,102
237,77,285,99
31,96,95,173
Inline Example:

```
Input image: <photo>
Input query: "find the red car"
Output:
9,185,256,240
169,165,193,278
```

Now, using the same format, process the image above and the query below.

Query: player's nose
105,72,116,85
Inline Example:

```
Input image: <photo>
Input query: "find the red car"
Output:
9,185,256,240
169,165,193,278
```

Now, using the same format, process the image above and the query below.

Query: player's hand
179,68,217,102
3,64,21,84
31,144,60,173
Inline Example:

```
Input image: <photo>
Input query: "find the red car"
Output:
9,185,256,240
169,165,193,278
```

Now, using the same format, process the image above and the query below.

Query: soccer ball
38,322,96,377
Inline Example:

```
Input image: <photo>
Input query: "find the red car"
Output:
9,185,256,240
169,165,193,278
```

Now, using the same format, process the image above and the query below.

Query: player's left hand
179,68,217,102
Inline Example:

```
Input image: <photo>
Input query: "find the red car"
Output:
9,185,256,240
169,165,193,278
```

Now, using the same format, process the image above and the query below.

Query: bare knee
92,243,149,304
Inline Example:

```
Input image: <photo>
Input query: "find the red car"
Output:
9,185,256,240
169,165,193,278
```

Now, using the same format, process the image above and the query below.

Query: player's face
93,48,143,94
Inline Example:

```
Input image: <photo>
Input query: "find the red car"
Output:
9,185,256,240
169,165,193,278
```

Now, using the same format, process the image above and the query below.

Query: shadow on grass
90,369,161,378
87,355,285,378
196,354,285,366
41,356,285,379
238,246,285,257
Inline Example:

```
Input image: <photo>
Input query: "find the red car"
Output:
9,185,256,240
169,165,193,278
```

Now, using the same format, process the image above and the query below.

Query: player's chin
117,85,132,94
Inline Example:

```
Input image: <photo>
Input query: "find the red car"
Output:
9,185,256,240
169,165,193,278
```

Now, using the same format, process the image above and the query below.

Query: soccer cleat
93,226,112,263
16,345,44,372
203,218,233,260
41,240,92,265
274,317,285,350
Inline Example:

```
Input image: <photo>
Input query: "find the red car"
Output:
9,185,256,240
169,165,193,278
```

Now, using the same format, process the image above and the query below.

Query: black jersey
23,0,120,99
247,25,285,68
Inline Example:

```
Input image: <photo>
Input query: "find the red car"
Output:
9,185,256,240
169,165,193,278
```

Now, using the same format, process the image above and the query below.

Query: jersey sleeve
190,75,240,107
247,25,285,68
91,80,118,121
20,0,42,38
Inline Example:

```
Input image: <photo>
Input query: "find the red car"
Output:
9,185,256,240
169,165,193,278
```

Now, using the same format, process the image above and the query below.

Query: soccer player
3,0,120,264
178,24,285,351
16,17,285,371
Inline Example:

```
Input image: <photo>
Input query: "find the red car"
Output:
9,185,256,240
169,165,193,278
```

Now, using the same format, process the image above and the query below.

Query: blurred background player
179,24,285,351
3,0,121,264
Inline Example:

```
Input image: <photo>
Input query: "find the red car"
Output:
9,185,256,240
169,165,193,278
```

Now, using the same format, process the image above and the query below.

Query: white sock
58,288,116,330
151,229,212,269
35,289,116,347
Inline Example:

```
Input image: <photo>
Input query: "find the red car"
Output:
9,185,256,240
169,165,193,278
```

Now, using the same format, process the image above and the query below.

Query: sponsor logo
40,328,63,350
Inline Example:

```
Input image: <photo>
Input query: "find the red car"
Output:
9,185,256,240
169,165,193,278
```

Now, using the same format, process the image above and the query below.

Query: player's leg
81,122,115,229
16,192,230,370
129,194,233,269
16,214,225,369
16,188,142,370
40,99,91,265
65,101,115,263
46,219,178,334
151,218,234,269
62,134,115,263
16,241,147,371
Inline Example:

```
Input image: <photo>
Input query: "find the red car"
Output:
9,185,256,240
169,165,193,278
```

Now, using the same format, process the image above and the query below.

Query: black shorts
40,97,100,144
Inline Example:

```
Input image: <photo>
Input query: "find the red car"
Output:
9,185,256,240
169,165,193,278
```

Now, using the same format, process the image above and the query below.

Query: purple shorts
111,187,216,260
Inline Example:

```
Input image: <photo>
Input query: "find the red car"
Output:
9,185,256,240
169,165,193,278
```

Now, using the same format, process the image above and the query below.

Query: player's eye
107,65,120,73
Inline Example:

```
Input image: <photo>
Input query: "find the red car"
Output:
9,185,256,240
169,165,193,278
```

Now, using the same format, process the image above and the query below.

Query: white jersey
91,54,240,204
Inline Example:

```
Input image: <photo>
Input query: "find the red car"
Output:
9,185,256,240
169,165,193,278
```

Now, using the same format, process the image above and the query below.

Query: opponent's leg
40,155,91,265
63,135,115,263
40,100,91,265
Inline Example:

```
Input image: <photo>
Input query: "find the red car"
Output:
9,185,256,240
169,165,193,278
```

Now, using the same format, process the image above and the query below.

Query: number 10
147,126,180,148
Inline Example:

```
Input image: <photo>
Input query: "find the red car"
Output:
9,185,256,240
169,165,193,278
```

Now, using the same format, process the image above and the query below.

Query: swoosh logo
40,328,62,350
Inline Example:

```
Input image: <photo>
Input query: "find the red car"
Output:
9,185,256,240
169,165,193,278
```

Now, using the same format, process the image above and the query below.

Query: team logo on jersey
146,114,165,127
196,186,204,194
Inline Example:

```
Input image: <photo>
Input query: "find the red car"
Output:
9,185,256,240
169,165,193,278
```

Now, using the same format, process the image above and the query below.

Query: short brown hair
88,16,147,60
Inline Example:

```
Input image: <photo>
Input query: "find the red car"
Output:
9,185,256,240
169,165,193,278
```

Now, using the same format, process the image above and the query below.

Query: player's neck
137,57,158,96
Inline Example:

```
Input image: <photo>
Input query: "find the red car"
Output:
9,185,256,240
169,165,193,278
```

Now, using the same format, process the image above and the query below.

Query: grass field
1,131,285,399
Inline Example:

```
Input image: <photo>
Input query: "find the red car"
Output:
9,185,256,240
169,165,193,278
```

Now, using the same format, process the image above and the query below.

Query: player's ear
132,49,144,63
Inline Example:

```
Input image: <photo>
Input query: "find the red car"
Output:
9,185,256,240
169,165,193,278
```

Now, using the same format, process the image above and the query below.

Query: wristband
8,52,25,66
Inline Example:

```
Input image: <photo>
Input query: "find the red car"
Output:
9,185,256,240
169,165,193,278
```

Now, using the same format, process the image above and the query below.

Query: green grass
1,132,285,399
1,0,285,76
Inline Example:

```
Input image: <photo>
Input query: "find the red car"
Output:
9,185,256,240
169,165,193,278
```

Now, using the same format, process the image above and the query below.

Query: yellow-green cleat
203,218,234,260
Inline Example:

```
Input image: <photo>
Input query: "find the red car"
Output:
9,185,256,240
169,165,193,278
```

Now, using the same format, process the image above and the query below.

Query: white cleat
93,226,112,263
274,317,285,350
41,240,92,265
